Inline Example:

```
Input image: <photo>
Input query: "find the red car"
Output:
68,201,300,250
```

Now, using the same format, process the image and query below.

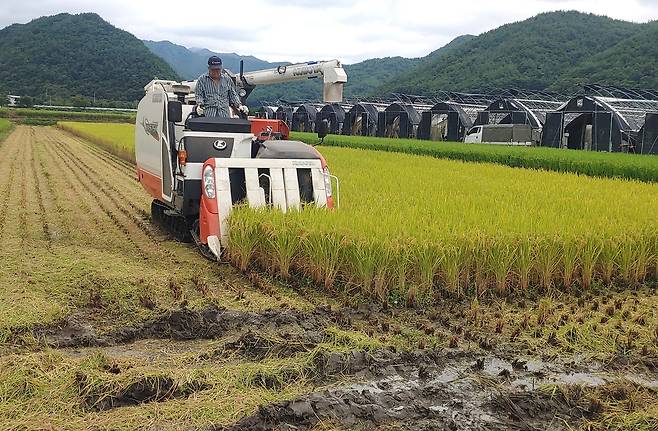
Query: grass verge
0,118,14,141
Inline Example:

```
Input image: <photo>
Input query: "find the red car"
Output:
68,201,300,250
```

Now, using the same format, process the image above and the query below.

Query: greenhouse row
256,85,658,155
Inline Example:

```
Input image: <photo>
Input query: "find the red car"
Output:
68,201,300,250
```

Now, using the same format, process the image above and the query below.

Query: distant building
7,95,20,107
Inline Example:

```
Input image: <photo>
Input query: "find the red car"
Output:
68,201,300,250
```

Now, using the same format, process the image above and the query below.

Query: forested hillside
0,13,178,103
375,12,642,95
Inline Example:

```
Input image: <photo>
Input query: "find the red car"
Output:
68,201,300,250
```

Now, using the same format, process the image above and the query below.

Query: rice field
27,122,658,429
227,147,658,303
0,107,135,123
292,131,658,182
58,121,137,162
53,122,658,302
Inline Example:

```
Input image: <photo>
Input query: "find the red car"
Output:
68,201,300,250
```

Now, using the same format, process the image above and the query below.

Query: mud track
37,304,335,348
215,347,658,431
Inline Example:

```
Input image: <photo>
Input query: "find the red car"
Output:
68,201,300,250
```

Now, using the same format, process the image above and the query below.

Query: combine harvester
135,60,347,259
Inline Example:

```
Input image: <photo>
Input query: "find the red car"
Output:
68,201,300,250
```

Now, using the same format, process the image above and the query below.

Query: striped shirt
195,71,242,117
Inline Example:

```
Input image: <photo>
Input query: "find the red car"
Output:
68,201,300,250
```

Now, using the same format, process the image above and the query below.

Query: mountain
3,11,656,107
0,13,179,102
189,48,287,73
375,11,642,95
143,40,285,79
554,20,658,91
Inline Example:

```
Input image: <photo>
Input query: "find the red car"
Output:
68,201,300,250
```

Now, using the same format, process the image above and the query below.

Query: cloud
2,0,658,63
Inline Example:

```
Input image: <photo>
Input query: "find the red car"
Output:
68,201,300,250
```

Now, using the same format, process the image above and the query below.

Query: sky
2,0,658,64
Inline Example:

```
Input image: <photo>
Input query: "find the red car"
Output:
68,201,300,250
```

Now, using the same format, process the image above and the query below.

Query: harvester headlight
323,167,332,197
203,165,216,199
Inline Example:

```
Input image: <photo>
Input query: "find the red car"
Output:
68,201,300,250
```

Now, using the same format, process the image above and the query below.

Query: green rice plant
599,239,620,286
560,238,580,289
388,244,412,305
581,237,602,290
292,131,658,182
261,215,300,279
372,243,396,302
302,229,344,289
344,239,379,296
486,239,516,294
650,237,658,280
514,237,534,291
343,237,396,301
226,207,264,272
632,233,652,285
413,243,443,299
616,236,638,286
0,106,134,123
439,244,467,297
0,118,14,141
535,237,562,291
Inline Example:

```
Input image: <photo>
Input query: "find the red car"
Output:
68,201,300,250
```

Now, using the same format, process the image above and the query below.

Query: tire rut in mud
75,371,209,412
36,304,337,348
212,347,654,431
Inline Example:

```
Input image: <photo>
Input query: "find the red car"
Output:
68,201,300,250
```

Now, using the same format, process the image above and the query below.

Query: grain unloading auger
135,60,346,259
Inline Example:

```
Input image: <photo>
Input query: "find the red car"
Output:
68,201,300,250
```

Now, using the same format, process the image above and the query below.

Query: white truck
464,124,538,146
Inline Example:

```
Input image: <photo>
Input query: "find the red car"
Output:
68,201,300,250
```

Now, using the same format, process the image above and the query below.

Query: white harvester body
135,61,344,260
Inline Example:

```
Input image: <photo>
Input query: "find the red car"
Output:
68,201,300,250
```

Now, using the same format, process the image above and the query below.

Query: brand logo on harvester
141,118,159,141
292,65,322,77
213,140,227,150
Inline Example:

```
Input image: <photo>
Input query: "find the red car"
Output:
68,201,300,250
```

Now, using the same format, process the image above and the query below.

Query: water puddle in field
213,350,658,431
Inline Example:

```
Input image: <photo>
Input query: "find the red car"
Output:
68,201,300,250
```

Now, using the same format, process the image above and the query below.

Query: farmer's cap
208,56,223,69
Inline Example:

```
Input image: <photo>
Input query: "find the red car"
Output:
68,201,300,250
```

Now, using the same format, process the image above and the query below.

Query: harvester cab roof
135,60,345,260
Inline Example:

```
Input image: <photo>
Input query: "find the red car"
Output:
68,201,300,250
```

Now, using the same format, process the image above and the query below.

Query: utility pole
93,91,96,106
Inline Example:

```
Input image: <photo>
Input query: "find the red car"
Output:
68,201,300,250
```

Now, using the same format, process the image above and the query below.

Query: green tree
70,95,89,107
19,95,34,107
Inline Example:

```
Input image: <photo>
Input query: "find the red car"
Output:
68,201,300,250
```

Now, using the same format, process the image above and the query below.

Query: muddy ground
43,302,658,430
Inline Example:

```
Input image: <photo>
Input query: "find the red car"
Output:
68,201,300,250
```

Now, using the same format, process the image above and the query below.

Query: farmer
195,56,249,118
